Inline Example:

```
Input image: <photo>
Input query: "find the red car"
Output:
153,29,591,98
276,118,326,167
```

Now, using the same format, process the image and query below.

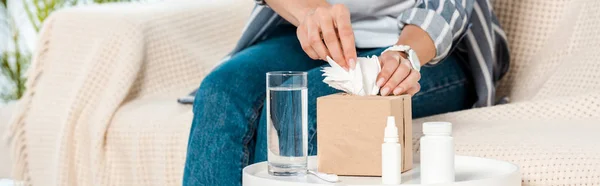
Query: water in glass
266,72,308,176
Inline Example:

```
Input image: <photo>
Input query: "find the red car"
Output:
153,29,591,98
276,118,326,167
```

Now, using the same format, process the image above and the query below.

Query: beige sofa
5,0,600,185
0,102,16,178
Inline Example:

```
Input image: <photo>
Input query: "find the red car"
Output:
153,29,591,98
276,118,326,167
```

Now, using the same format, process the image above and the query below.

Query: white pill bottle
420,122,455,184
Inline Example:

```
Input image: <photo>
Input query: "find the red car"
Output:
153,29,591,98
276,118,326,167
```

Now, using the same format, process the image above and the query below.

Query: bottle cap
384,116,399,142
423,122,452,136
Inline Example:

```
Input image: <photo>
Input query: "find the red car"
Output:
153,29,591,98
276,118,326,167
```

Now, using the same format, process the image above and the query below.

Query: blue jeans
183,25,475,186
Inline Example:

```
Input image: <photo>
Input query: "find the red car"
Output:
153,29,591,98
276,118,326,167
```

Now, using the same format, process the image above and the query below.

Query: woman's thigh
412,54,476,118
184,25,324,184
189,26,325,149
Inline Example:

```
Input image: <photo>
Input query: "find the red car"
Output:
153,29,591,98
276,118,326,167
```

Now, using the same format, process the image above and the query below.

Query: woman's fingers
393,68,421,96
307,10,329,60
331,4,356,69
376,53,400,96
384,58,412,96
318,8,346,68
296,24,320,60
377,52,421,96
404,83,421,96
296,4,356,69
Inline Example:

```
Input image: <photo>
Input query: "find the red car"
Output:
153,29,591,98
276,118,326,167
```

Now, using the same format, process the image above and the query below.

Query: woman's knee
198,61,246,93
193,61,265,111
193,67,233,107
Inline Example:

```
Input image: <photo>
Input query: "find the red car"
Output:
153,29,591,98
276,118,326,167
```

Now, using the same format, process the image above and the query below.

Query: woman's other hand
376,51,421,96
296,4,357,70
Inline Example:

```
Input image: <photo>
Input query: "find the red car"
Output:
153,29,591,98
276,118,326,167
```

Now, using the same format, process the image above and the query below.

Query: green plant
1,1,29,101
0,50,29,101
1,0,136,102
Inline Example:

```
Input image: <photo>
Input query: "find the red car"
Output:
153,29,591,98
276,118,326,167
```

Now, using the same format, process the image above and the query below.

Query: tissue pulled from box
322,56,382,96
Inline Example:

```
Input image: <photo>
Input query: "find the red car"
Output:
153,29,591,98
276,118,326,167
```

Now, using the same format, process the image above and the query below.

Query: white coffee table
243,156,520,186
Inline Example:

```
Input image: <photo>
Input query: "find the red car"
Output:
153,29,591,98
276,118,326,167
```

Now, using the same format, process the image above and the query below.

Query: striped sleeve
397,0,475,64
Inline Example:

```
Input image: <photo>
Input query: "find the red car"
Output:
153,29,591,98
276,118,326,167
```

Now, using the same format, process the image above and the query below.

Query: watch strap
381,45,421,72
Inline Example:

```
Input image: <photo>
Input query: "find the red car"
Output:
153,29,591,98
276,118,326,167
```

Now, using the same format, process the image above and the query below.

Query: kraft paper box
316,93,413,176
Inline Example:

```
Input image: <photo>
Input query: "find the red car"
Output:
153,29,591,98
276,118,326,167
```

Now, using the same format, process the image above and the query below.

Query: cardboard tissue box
316,93,413,176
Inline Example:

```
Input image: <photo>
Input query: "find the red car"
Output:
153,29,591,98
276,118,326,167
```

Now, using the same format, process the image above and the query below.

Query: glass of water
266,71,308,176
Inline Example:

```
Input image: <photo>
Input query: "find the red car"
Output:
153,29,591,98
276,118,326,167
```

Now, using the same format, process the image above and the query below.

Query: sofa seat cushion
105,94,193,185
415,92,600,185
414,118,600,185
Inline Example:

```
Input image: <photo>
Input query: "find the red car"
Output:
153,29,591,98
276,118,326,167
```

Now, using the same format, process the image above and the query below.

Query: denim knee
193,68,230,110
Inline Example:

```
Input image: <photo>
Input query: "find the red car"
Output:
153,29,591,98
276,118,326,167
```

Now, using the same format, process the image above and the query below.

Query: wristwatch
254,0,267,5
382,45,421,72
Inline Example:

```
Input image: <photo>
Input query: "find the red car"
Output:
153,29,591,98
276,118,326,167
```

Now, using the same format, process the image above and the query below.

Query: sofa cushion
415,91,600,185
427,118,600,185
0,102,16,178
106,94,192,185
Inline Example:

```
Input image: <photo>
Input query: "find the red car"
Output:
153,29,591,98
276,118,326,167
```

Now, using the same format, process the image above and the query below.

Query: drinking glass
266,71,308,176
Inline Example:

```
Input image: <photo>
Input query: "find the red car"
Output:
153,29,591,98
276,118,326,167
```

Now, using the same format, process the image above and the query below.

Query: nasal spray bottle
382,116,402,184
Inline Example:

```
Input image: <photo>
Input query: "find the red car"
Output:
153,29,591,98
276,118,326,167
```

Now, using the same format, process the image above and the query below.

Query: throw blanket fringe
8,13,56,185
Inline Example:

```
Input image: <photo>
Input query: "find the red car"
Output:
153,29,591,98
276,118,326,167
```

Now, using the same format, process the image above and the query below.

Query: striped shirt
179,0,510,107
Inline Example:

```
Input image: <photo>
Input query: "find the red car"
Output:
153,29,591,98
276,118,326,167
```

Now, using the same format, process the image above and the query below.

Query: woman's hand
296,4,357,70
376,51,421,96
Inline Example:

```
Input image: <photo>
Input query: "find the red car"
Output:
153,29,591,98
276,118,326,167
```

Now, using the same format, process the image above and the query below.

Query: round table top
243,156,520,186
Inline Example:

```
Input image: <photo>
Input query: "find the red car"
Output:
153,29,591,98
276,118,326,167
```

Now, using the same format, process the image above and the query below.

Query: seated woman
182,0,509,185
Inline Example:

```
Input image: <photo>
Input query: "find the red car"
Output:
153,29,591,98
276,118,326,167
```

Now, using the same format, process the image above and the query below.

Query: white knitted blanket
7,0,253,185
6,0,600,185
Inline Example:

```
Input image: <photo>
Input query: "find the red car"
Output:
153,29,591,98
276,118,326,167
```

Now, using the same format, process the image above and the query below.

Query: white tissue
322,56,382,96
